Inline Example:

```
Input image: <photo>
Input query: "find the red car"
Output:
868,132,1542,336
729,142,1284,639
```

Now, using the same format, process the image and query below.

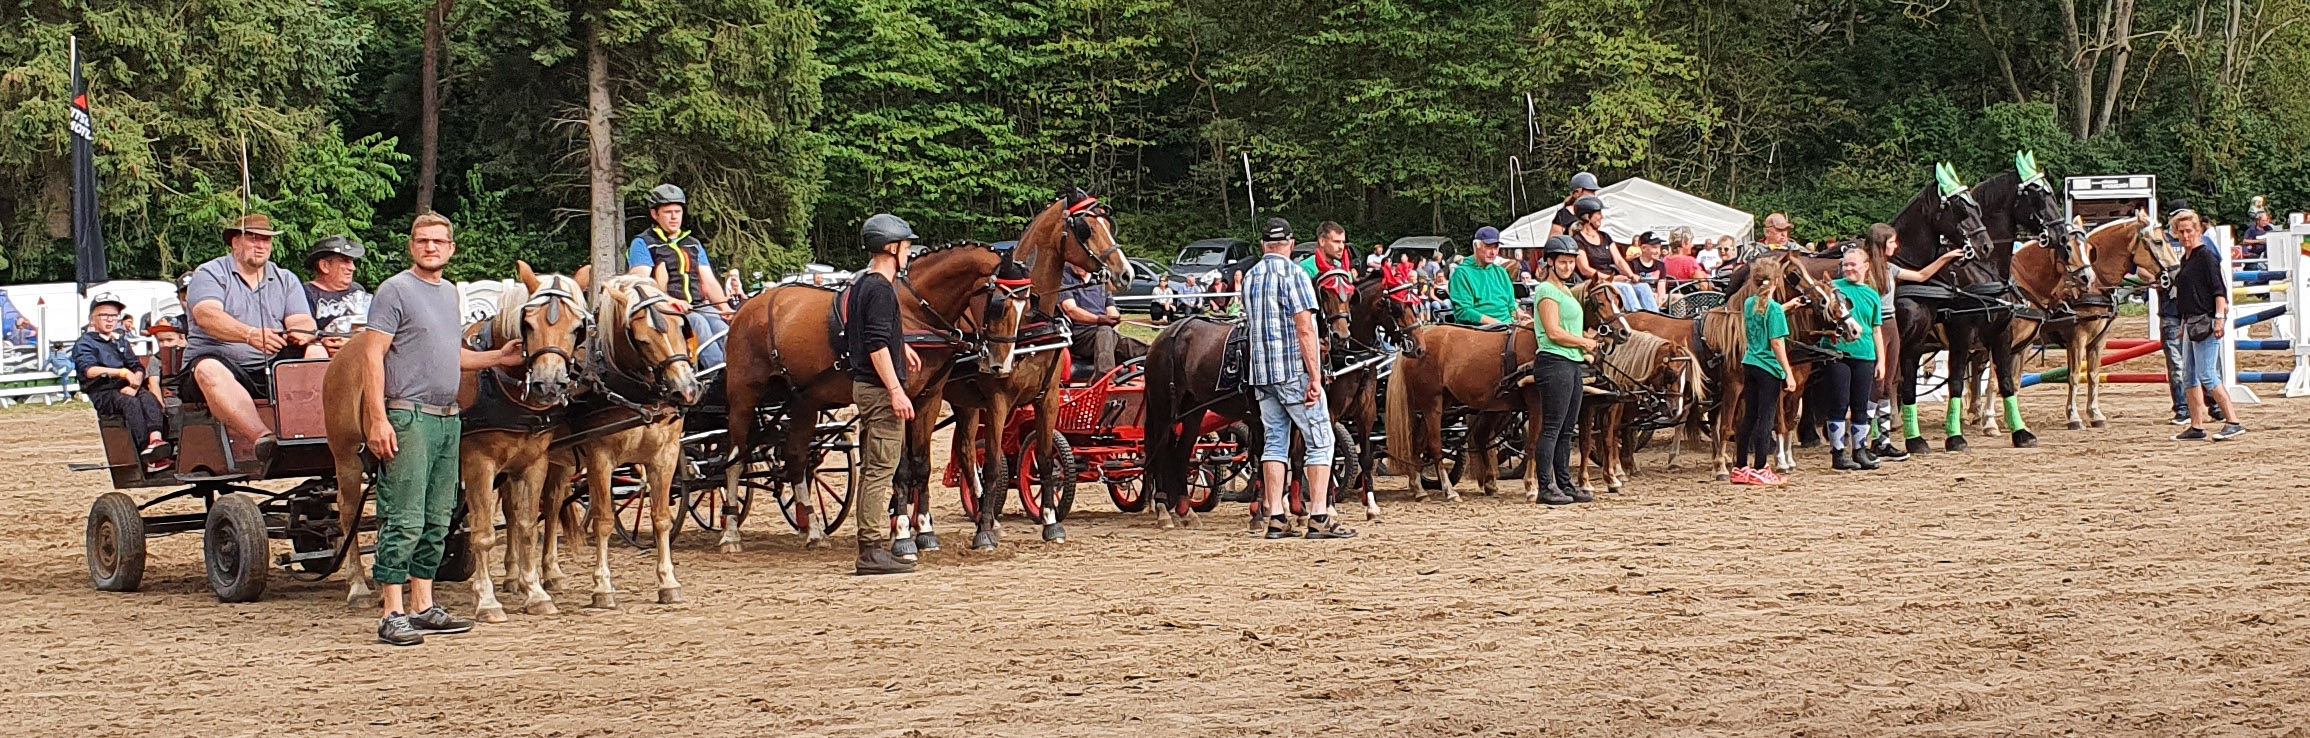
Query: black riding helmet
1542,235,1582,258
648,184,687,209
862,213,920,253
1574,195,1606,217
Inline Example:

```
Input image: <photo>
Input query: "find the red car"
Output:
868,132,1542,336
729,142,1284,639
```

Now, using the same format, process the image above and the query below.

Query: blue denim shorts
2182,334,2224,390
1252,375,1335,464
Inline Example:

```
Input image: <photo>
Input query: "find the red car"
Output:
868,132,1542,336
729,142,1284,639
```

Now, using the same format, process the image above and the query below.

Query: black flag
70,36,107,294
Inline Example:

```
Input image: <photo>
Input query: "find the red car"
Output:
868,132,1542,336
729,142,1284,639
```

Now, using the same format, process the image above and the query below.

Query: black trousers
1737,364,1784,469
92,387,165,444
1810,357,1877,447
1534,354,1583,491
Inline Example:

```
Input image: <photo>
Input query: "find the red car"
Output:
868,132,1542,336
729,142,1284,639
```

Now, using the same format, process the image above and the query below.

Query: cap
1574,196,1606,216
90,293,126,312
1570,172,1600,191
224,214,280,238
1637,231,1665,246
1261,217,1294,243
2166,199,2196,221
304,235,367,268
1473,226,1502,245
177,274,195,291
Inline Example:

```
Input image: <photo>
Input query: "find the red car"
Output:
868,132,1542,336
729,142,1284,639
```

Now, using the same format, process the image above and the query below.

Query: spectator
1758,213,1800,251
2242,210,2276,260
1663,228,1703,286
1630,232,1669,306
303,235,372,354
2158,201,2222,426
1538,171,1602,273
73,295,170,469
1149,280,1177,323
2168,208,2246,441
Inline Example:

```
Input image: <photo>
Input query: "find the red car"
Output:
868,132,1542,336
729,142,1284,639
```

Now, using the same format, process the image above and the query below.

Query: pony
324,262,592,616
1574,282,1708,494
1381,322,1546,503
1311,265,1422,520
1977,210,2173,430
716,191,1132,554
1701,251,1859,479
1888,164,2004,454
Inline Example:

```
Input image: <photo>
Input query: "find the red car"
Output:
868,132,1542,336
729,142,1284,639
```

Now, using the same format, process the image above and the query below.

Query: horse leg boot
910,462,942,554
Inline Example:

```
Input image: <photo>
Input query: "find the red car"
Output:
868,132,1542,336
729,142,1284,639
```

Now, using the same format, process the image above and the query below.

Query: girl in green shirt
1735,268,1795,486
1818,248,1888,471
1531,236,1600,505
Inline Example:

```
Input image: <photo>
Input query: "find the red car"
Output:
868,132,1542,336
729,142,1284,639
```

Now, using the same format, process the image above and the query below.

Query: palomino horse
1575,281,1708,494
1888,167,2006,454
323,262,592,614
716,192,1132,553
1976,210,2173,431
1382,322,1546,503
550,275,704,608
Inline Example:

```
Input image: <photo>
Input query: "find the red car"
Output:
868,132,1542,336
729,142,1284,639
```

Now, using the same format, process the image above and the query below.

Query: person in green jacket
1299,221,1355,280
1449,227,1521,325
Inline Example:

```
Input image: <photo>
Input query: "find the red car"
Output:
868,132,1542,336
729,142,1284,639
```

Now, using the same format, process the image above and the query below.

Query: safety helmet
1542,235,1581,258
862,213,920,253
1574,195,1606,216
1570,172,1600,191
648,184,687,209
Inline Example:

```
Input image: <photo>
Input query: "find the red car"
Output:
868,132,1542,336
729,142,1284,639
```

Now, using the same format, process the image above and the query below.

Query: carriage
76,349,471,602
592,373,861,549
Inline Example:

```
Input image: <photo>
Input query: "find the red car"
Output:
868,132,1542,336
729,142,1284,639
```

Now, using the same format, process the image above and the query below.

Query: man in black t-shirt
846,213,920,576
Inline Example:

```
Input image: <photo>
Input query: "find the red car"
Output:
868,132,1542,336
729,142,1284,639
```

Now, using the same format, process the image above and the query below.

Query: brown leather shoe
854,541,915,576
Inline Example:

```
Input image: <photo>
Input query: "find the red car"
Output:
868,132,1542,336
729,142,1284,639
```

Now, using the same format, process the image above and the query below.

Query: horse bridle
510,279,591,403
977,273,1039,375
587,284,694,411
1063,195,1126,286
1944,190,1992,262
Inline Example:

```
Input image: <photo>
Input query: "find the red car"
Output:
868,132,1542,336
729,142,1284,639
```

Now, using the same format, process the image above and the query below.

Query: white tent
1499,177,1755,251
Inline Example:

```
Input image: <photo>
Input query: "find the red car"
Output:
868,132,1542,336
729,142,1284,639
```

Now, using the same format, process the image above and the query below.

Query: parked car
1112,258,1189,314
1384,235,1454,265
1170,238,1252,279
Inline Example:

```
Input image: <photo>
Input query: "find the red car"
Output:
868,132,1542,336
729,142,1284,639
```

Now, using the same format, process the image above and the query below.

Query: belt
385,398,460,417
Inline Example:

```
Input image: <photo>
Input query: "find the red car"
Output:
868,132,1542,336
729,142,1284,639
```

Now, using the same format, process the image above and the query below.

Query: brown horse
716,193,1132,553
324,262,592,613
1967,210,2173,431
1691,252,1858,479
941,253,1072,551
1311,267,1422,519
1382,322,1546,503
550,275,704,608
1575,283,1708,494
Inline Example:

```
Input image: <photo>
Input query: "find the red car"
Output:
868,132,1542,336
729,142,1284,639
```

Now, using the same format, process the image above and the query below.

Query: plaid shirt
1243,253,1317,386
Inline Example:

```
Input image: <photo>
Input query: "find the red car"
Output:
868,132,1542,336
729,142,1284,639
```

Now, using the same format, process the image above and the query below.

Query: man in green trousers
359,212,523,646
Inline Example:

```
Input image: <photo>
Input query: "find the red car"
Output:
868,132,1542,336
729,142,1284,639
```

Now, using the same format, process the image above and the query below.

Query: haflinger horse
1972,209,2173,431
1382,321,1547,504
1309,266,1422,519
1703,251,1860,477
325,262,592,615
1574,281,1708,494
717,191,1132,554
540,274,705,608
940,252,1072,550
1889,163,2007,455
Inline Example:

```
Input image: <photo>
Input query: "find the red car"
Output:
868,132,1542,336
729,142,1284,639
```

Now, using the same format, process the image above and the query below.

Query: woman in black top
2167,210,2244,440
72,296,171,467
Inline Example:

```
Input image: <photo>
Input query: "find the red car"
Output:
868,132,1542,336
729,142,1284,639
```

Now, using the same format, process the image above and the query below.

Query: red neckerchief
1313,248,1355,300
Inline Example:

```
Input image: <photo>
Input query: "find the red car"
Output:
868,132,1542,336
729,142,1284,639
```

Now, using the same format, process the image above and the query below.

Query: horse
940,255,1070,551
716,192,1132,554
540,274,705,608
1972,210,2173,431
1574,282,1708,494
1381,320,1547,503
323,262,592,615
1310,266,1422,520
1887,167,2004,454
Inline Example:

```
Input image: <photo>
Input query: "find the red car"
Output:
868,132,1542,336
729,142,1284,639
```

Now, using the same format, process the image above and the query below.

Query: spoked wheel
1188,429,1249,514
682,447,750,534
603,467,678,550
203,493,269,603
1015,432,1077,524
775,445,854,539
1107,477,1148,513
87,492,146,592
1446,413,1528,485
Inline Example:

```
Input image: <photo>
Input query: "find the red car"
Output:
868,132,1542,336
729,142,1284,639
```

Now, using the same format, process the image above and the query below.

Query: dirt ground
6,362,2310,735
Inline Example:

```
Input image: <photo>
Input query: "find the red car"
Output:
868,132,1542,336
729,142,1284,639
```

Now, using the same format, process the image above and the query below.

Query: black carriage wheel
607,467,682,550
203,493,269,603
87,492,146,593
434,521,475,584
1322,421,1361,508
1186,427,1246,513
1495,412,1531,480
1017,432,1077,524
682,443,746,533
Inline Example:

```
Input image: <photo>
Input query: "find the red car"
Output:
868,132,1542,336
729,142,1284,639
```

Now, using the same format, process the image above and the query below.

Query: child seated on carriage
72,295,172,469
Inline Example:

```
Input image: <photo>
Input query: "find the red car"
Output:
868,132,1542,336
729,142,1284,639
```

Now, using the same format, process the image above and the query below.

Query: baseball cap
1637,231,1665,246
1262,217,1294,243
90,293,127,312
1474,226,1502,245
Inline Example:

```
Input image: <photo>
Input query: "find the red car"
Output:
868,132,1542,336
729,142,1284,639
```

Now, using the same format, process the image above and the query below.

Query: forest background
0,0,2302,282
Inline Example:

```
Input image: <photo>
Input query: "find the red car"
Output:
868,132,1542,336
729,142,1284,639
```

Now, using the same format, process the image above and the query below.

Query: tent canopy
1500,177,1755,250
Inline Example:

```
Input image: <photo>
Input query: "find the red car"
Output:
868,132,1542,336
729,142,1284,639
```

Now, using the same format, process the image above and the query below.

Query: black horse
1955,158,2089,437
1891,165,2015,454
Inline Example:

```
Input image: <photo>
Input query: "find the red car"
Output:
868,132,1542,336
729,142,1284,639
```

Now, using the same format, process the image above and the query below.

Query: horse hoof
2090,419,2108,429
1905,437,1933,456
916,532,942,553
972,529,999,551
1608,485,1625,496
1714,472,1731,482
658,588,683,604
1158,513,1176,531
525,600,559,616
2066,420,2086,431
588,593,616,610
2011,430,2038,448
1944,435,1969,453
1041,523,1066,543
803,535,828,551
1180,510,1200,528
718,542,744,554
891,538,919,563
477,607,509,624
1444,493,1462,503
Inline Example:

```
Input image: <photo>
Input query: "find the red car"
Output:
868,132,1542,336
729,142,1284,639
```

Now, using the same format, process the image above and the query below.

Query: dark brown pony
324,263,592,615
716,194,1132,553
1311,266,1421,519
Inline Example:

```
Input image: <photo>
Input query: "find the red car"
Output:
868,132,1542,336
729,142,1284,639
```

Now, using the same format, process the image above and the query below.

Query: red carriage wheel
1015,432,1077,523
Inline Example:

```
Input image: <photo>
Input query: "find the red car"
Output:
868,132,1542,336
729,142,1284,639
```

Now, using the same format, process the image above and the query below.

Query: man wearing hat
847,213,923,575
1450,227,1521,326
303,235,371,355
1242,217,1353,540
73,293,171,469
182,214,324,463
625,184,732,370
1758,213,1800,252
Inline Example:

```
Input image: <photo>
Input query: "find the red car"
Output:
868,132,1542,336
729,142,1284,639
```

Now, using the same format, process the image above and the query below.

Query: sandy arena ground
4,368,2309,735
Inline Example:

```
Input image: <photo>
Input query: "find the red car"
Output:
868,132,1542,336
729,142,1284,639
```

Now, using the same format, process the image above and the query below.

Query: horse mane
489,280,532,350
1889,180,1942,271
1602,329,1671,387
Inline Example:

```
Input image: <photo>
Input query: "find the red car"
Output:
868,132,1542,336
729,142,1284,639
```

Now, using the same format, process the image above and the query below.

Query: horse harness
461,282,591,436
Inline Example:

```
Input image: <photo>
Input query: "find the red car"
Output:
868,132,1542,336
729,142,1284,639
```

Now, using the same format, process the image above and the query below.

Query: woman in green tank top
1530,236,1600,506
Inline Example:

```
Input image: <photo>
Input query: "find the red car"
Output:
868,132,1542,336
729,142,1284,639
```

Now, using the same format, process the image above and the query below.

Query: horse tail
1143,321,1188,507
1385,352,1416,475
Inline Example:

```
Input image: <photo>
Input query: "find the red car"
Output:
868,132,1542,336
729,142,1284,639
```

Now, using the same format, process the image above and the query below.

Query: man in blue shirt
1240,217,1354,541
625,184,731,369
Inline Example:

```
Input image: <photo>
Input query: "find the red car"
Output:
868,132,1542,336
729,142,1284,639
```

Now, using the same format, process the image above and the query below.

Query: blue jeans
2160,316,2187,416
687,307,729,370
1613,282,1659,312
2182,332,2224,390
1252,375,1334,464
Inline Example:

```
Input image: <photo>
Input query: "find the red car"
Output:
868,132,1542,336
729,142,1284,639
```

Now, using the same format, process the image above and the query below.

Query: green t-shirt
1449,261,1517,324
1742,296,1791,379
1827,278,1881,361
1531,281,1585,362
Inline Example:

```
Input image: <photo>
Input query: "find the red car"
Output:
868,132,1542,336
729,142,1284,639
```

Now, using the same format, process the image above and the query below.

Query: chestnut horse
325,262,592,614
941,253,1072,550
1382,323,1546,503
1971,210,2173,431
716,193,1132,553
1575,282,1708,494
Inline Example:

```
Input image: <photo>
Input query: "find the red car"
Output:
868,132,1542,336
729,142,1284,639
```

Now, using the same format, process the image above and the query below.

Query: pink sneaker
1730,468,1756,485
1756,469,1788,486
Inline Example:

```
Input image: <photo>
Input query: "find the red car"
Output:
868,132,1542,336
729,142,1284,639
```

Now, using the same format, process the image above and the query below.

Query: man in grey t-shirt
183,214,325,457
357,212,523,646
